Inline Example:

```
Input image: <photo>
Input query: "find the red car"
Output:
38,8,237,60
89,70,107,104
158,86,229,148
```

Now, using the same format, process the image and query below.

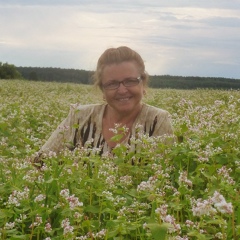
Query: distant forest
16,66,240,90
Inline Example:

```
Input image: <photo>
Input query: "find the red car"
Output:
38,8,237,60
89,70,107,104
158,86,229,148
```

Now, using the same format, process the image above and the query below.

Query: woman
36,46,174,158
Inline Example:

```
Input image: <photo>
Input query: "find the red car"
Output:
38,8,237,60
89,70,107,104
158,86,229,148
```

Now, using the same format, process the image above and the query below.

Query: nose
117,82,128,93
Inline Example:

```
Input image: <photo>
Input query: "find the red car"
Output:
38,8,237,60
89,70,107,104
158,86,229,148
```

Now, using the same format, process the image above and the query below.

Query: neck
106,104,142,126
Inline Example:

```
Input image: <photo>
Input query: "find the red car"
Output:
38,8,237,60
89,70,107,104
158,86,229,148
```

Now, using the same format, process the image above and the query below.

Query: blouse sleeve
153,110,177,145
38,104,79,156
153,110,174,137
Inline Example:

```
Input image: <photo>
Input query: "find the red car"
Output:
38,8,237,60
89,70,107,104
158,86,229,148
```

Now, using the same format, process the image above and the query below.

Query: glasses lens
103,77,141,90
124,78,139,87
103,81,119,90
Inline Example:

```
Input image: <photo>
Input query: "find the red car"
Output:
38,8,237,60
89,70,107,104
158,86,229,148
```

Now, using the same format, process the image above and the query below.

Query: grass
0,79,239,239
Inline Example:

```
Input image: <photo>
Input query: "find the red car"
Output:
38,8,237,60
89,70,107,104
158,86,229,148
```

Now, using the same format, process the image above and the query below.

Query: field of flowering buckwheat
0,79,239,240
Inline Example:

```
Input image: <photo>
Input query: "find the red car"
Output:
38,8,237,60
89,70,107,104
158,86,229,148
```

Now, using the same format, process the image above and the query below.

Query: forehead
102,61,140,82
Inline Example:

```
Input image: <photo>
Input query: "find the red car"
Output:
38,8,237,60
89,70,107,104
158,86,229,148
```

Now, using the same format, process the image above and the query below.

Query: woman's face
101,61,145,116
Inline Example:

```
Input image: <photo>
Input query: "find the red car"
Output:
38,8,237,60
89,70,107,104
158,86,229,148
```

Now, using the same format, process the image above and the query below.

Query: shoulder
135,103,174,137
136,103,171,127
67,103,106,122
69,103,105,113
142,103,170,118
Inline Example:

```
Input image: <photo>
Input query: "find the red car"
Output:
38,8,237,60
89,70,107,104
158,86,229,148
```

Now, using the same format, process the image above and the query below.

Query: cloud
0,1,240,78
203,16,240,28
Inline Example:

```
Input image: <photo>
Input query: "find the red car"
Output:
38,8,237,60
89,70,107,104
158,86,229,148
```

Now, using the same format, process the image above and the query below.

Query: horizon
15,65,240,80
1,0,240,79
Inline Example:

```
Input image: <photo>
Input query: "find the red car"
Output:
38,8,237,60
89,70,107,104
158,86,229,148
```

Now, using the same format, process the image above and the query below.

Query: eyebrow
106,77,137,82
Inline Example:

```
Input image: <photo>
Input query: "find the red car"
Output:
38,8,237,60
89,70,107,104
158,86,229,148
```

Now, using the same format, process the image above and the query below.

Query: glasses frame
102,76,142,90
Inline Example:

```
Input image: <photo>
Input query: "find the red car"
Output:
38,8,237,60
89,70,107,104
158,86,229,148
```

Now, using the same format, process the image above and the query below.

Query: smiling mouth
117,97,131,102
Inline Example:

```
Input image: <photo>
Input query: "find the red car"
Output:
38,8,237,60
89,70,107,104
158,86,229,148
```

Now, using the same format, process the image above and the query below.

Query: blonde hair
93,46,149,89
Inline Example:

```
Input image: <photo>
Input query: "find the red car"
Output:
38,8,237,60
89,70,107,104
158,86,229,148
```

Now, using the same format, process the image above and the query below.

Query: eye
124,78,139,86
126,78,138,83
103,81,118,89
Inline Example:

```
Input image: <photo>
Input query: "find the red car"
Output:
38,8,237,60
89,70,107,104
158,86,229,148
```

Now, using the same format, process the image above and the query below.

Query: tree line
1,62,240,89
149,75,240,90
16,66,93,85
0,62,22,79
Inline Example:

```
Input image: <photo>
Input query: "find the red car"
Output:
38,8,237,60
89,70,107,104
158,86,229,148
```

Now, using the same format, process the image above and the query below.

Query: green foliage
0,62,22,79
15,66,240,89
17,66,93,84
149,75,240,90
0,79,239,239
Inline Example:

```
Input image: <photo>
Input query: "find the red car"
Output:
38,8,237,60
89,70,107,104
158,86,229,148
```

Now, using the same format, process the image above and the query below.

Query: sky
1,0,240,79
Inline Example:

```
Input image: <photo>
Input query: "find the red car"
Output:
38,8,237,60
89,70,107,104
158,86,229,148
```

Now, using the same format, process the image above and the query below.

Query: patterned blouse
38,103,174,156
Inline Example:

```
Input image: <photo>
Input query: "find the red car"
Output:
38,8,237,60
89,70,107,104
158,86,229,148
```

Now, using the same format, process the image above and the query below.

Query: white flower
178,171,192,187
61,218,74,236
15,214,27,223
211,191,233,214
67,195,83,210
155,204,168,216
29,215,42,228
192,199,217,217
4,222,15,230
7,187,30,206
137,176,157,192
60,189,70,198
34,194,46,202
45,223,52,233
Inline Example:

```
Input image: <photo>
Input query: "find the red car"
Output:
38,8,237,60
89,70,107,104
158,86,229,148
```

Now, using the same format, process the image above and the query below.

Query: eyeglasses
102,77,142,90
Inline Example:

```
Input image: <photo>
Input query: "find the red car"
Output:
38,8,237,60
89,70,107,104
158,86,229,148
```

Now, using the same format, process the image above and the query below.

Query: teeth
119,98,130,101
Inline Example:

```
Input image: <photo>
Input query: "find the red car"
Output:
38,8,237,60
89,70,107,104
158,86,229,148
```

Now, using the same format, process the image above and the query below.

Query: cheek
103,92,107,101
137,86,145,96
103,91,112,101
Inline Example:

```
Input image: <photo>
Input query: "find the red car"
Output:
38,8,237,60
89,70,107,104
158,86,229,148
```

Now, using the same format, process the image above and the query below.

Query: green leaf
102,208,118,215
188,230,207,240
180,123,188,133
84,205,100,213
146,223,168,240
0,209,14,219
107,229,119,238
207,219,225,225
111,134,123,142
126,189,138,198
10,235,28,239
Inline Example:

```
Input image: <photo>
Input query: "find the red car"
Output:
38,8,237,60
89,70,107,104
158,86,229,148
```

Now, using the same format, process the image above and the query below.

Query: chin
116,106,133,114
